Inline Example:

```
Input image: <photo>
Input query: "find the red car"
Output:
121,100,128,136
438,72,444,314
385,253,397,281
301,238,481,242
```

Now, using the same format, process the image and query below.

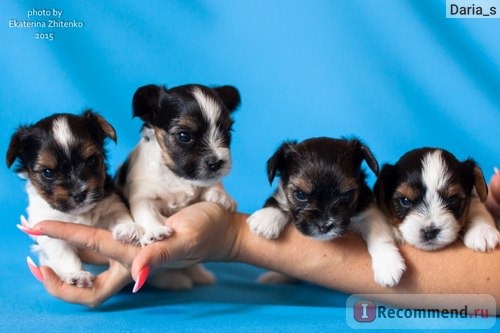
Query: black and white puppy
247,137,406,287
7,111,140,287
116,83,240,289
374,147,500,251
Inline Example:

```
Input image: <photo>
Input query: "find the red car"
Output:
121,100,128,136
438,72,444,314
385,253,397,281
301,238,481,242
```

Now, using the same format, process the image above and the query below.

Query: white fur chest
25,181,96,227
124,136,204,217
153,169,203,216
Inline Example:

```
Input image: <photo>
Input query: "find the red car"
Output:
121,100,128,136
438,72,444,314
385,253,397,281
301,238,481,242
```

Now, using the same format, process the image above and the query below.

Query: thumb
131,238,202,283
131,241,174,279
129,242,173,294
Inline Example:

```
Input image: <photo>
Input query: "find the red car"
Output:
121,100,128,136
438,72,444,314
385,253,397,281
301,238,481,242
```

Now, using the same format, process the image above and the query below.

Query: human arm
30,201,500,309
230,213,500,298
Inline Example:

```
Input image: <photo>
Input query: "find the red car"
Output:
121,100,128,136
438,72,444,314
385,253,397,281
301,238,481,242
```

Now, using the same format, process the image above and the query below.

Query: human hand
24,202,239,307
23,221,139,307
486,169,500,218
130,201,239,286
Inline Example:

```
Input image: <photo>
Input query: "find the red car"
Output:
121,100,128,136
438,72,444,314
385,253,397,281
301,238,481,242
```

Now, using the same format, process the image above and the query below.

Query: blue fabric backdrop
1,0,499,331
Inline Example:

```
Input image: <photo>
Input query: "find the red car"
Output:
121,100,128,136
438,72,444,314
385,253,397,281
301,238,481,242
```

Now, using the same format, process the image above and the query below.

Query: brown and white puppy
116,83,240,289
374,148,500,251
247,137,406,287
7,111,140,287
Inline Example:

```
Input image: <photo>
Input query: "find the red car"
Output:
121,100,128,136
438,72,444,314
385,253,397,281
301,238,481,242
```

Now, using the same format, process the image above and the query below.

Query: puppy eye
399,197,413,208
42,169,55,179
339,190,354,203
86,155,98,166
176,131,192,143
447,195,462,207
293,190,308,202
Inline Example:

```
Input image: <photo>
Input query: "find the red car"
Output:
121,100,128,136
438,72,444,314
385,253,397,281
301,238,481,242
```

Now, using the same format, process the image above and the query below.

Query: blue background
1,0,499,331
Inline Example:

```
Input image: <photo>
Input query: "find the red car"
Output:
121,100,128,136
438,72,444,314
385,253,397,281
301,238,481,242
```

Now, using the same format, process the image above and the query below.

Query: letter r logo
354,300,376,322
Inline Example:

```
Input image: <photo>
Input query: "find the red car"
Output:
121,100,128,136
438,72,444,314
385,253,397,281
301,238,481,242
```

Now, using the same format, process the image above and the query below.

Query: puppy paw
60,270,94,288
203,187,237,212
371,247,406,287
258,271,298,284
463,221,500,252
112,222,144,244
140,225,173,246
247,207,289,239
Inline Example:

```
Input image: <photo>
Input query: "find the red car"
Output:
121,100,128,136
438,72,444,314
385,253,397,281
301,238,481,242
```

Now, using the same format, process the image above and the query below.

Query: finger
130,241,177,294
39,262,132,307
32,221,138,266
131,238,199,279
131,241,172,279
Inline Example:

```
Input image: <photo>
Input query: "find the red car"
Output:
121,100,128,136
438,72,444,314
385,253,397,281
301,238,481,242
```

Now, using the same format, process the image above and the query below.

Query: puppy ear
462,159,488,202
266,141,296,184
352,139,379,175
461,159,488,202
360,145,379,175
374,164,397,214
213,86,241,112
82,110,117,143
6,128,25,168
6,126,32,169
473,166,488,202
132,84,164,123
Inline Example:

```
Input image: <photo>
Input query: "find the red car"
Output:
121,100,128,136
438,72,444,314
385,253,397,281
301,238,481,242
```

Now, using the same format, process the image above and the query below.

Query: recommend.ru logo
354,300,376,322
346,294,496,330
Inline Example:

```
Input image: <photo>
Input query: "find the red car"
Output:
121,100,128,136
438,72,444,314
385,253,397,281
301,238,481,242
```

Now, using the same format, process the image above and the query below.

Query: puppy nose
421,226,440,241
72,191,87,203
205,158,224,171
318,222,334,233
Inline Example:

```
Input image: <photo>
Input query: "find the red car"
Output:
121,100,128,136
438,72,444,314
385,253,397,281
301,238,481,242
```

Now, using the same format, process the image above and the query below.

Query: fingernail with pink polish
27,256,44,282
16,223,44,236
20,215,29,227
132,266,150,293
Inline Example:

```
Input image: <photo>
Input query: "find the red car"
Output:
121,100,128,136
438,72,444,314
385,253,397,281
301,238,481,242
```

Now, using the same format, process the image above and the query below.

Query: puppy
7,111,140,287
247,137,406,287
116,83,240,289
374,147,500,251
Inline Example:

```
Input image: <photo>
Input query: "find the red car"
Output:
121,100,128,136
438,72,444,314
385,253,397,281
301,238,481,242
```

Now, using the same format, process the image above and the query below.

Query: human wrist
223,212,248,263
